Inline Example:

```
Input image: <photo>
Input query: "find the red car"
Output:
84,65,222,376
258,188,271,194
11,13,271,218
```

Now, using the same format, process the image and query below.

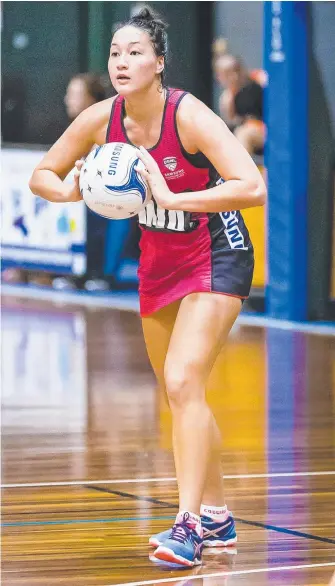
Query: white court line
2,470,335,489
237,313,335,336
112,562,335,586
2,284,335,336
1,284,139,312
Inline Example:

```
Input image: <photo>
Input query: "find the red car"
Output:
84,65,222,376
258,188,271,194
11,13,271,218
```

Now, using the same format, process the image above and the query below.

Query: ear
156,56,165,75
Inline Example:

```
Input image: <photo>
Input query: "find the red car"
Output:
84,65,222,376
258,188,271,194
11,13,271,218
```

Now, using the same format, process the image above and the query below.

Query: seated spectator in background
212,37,229,62
212,39,267,87
2,73,113,289
214,54,265,155
53,73,114,291
64,73,112,121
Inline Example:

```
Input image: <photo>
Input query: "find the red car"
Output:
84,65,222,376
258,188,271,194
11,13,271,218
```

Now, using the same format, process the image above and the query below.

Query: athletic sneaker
149,511,237,548
150,511,203,568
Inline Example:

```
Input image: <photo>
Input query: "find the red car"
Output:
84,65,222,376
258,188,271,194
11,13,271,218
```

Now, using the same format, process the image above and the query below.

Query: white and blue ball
79,142,151,219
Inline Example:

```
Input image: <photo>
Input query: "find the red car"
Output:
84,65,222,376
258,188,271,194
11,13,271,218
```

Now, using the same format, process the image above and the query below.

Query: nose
117,54,129,70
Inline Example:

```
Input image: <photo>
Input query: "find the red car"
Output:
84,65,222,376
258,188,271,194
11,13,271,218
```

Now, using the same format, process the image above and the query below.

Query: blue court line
4,485,335,546
90,485,335,546
3,512,335,545
2,514,175,528
234,517,335,546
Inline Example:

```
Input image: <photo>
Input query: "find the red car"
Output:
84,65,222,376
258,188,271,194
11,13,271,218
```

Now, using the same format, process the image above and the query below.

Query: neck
124,83,166,122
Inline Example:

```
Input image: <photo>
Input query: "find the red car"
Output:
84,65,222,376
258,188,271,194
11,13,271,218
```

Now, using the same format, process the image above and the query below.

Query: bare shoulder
176,93,224,152
177,93,218,126
176,91,265,185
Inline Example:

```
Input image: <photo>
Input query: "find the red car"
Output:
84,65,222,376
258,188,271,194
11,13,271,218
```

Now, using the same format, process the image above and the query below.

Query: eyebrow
111,41,141,47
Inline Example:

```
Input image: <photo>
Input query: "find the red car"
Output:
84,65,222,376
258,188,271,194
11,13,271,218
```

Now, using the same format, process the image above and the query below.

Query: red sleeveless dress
107,88,254,316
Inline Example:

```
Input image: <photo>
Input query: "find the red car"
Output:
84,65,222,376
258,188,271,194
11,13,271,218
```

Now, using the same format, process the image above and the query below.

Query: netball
80,142,151,219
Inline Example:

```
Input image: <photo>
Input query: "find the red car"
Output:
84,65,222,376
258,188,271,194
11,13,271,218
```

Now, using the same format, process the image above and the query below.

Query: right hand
64,160,84,202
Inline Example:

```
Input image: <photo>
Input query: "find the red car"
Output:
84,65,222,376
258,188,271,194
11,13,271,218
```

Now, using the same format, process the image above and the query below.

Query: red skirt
138,220,254,317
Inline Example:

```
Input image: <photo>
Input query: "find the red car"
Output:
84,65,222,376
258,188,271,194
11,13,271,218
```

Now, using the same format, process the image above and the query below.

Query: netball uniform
106,88,254,316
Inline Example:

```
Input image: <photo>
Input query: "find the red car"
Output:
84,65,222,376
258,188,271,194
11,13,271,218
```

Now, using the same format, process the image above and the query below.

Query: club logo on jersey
163,157,177,171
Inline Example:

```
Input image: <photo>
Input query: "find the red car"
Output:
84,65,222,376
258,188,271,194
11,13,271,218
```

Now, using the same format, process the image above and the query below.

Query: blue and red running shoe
149,511,237,548
151,512,203,568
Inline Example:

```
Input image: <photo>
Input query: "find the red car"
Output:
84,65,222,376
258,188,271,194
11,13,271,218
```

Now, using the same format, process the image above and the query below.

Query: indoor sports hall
1,2,335,585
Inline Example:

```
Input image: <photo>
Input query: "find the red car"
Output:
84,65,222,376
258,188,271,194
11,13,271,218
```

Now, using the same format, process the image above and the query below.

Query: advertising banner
1,147,86,274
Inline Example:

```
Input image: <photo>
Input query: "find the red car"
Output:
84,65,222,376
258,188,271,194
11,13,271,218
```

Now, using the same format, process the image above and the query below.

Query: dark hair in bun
115,6,169,85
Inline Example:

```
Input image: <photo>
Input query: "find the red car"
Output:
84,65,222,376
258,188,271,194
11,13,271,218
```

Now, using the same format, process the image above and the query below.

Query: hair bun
133,6,167,31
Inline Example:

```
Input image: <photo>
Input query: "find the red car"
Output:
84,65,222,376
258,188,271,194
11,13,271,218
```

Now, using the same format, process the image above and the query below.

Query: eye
130,50,141,56
110,51,119,58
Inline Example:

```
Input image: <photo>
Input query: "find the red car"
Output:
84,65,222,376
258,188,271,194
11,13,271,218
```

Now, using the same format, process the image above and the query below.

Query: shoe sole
203,537,237,547
151,546,202,568
149,536,237,548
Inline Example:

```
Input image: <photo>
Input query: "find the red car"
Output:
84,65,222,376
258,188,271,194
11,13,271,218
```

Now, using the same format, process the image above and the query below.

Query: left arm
137,94,266,213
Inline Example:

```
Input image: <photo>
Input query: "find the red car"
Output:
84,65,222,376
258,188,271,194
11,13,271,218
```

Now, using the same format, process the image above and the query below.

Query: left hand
135,146,175,210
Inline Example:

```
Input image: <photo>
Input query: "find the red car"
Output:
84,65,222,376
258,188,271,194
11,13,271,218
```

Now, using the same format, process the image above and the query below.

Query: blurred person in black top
214,54,265,155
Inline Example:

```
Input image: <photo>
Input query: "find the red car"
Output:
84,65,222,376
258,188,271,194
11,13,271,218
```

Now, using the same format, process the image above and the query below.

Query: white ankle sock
200,503,229,521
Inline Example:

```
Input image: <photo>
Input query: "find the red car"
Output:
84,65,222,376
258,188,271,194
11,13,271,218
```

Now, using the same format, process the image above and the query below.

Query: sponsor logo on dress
163,156,177,171
162,156,185,180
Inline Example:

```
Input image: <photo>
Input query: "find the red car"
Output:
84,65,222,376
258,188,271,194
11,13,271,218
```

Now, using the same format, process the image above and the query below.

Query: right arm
29,98,113,203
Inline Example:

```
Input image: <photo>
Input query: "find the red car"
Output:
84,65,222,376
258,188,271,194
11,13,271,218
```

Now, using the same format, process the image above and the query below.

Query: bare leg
142,294,241,513
164,293,242,515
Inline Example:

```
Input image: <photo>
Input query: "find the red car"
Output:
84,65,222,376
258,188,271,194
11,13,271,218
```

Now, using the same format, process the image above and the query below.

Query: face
64,78,95,119
215,63,238,90
108,26,164,96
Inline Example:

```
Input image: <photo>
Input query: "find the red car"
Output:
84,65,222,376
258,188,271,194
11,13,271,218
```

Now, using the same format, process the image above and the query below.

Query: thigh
141,298,181,386
165,293,242,386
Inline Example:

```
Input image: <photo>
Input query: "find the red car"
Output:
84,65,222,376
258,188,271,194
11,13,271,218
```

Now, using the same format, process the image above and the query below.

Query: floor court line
4,483,335,545
112,563,335,586
2,470,335,489
87,484,335,545
1,514,176,528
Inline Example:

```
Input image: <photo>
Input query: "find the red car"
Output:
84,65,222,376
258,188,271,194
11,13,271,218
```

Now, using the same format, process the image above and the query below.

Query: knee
164,363,201,408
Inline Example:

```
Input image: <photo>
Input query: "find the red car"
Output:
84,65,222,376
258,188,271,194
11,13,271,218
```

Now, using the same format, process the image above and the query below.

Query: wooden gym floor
1,296,335,585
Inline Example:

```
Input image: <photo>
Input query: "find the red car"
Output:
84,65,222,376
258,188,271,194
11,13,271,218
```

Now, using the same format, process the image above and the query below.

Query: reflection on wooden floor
1,297,335,585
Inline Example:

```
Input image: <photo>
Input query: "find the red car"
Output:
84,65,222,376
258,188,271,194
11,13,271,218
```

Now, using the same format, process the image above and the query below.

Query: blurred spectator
212,37,229,62
53,73,114,292
212,39,267,87
64,73,109,120
2,73,113,291
214,54,265,155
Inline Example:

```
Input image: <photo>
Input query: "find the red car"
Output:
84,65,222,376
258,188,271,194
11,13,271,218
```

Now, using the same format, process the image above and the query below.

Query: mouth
116,74,130,81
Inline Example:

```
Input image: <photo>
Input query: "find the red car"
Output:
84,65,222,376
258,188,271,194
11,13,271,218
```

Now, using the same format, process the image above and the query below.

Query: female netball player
30,8,266,569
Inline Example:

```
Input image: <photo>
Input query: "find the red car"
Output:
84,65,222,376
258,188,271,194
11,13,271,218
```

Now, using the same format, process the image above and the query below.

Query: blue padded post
264,1,308,320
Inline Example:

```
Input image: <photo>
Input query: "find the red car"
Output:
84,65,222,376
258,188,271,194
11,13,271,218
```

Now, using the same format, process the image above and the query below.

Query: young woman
30,8,266,569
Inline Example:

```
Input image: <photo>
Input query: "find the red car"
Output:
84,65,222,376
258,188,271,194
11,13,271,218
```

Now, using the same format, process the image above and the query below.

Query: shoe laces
171,513,196,545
